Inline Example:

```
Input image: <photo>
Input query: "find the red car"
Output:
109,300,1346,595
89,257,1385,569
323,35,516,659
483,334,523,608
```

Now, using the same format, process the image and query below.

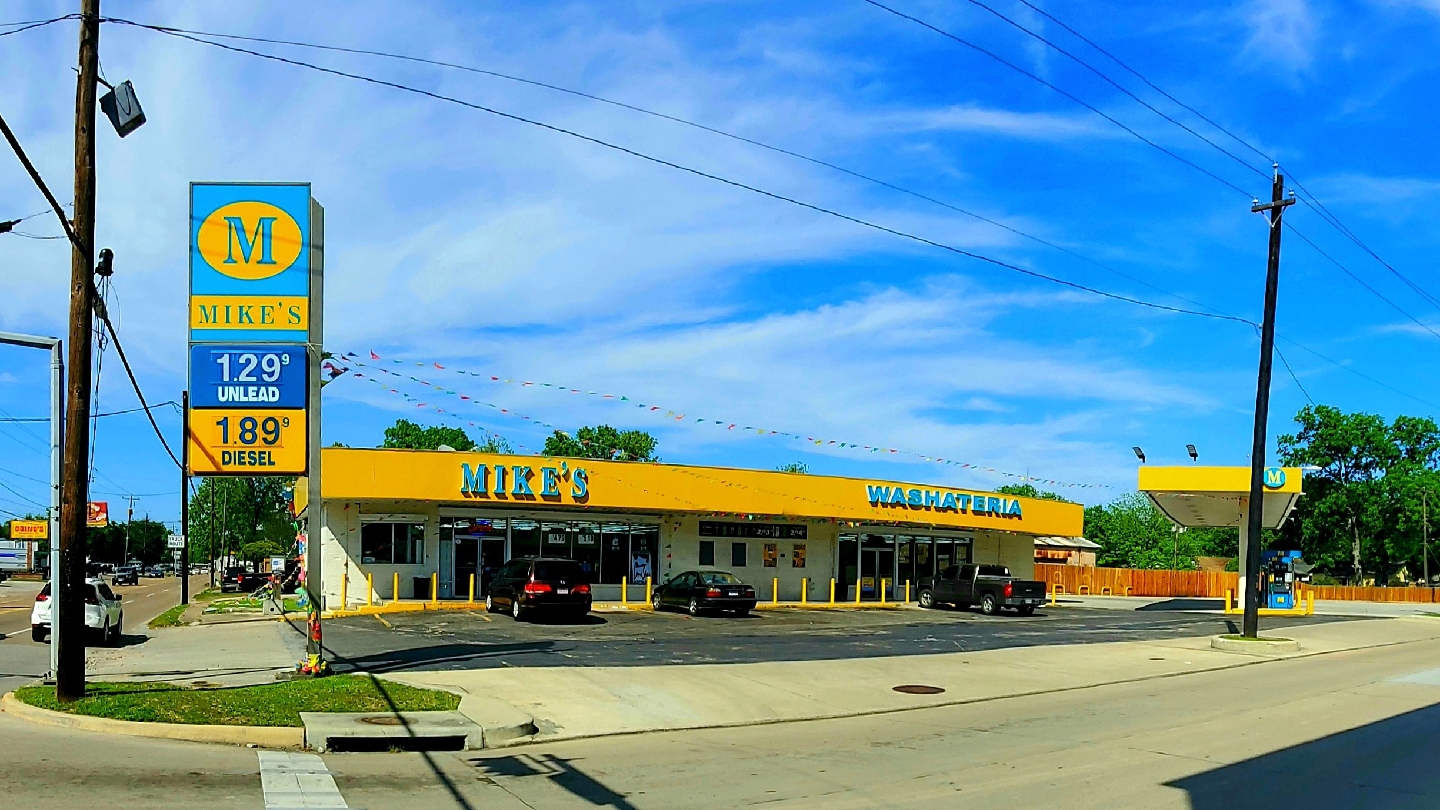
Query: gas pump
1261,550,1311,609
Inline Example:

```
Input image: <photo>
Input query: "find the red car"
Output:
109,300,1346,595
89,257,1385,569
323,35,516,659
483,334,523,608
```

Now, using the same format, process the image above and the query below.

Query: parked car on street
653,570,757,616
111,566,139,586
485,557,591,621
918,564,1046,615
221,566,267,593
31,577,123,644
143,566,165,578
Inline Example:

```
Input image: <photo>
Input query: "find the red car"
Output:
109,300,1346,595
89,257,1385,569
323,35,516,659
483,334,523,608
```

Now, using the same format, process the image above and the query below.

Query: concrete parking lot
321,603,1348,674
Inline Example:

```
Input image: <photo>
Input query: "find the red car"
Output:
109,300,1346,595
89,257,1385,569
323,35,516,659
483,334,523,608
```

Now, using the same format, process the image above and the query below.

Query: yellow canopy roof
1137,465,1304,529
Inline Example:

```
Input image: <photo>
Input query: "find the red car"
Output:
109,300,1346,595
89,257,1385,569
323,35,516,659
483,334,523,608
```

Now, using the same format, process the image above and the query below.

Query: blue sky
3,0,1440,528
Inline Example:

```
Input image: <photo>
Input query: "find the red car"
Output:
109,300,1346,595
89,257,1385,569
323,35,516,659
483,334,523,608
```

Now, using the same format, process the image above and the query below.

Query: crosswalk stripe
257,750,349,809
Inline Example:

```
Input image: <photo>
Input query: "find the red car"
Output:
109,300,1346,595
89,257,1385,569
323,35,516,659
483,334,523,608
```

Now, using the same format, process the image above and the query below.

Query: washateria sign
460,461,590,500
866,483,1024,518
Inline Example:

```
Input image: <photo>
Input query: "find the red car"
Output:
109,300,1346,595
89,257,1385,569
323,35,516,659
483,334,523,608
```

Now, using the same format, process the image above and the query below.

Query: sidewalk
387,616,1440,744
1055,593,1439,618
86,616,309,687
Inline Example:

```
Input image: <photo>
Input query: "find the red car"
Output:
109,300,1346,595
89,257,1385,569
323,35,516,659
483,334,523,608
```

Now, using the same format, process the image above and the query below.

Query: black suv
111,566,139,586
486,557,591,621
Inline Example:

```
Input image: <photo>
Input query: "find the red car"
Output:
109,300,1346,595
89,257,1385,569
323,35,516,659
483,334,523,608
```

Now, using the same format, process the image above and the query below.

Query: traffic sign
189,344,307,409
187,408,308,475
167,535,185,549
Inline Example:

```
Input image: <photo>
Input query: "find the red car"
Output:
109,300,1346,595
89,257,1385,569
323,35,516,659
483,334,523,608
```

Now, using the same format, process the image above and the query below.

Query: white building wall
662,516,838,601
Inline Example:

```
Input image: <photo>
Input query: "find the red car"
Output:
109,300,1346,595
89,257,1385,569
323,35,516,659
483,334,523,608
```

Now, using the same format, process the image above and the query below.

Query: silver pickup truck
917,563,1047,616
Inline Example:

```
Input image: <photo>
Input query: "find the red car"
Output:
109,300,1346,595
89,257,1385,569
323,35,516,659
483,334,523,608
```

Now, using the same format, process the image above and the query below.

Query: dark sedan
653,570,757,616
485,557,592,621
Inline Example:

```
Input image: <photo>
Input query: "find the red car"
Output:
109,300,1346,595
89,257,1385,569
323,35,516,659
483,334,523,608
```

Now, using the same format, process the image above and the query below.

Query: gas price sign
188,344,309,475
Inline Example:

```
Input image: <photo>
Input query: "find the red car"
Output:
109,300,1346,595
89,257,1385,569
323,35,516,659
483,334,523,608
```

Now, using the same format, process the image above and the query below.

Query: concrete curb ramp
0,691,304,748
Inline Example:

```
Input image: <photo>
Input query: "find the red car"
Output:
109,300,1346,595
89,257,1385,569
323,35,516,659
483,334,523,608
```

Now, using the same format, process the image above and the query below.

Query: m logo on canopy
1263,467,1287,489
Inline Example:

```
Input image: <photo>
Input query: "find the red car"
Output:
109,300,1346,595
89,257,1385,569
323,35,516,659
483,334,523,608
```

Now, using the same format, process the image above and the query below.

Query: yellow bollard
905,581,911,603
829,578,836,605
431,573,439,607
855,578,862,605
468,574,475,605
645,577,653,607
393,572,400,605
801,578,808,604
1225,589,1234,614
366,573,374,607
880,578,888,605
621,579,628,604
773,577,779,605
340,574,348,611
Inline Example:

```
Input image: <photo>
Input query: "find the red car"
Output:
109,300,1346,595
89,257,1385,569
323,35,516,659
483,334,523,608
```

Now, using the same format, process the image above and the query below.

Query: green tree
543,425,658,462
186,477,296,567
1083,492,1179,568
1277,405,1440,584
775,462,809,474
87,518,169,565
381,419,512,454
996,483,1072,503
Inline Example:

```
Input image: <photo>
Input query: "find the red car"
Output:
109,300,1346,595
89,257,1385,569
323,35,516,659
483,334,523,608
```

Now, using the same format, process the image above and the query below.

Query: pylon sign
187,183,322,476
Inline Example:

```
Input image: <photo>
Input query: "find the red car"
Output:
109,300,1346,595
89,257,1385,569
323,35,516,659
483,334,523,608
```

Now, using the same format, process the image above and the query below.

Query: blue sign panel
189,344,308,409
189,182,311,343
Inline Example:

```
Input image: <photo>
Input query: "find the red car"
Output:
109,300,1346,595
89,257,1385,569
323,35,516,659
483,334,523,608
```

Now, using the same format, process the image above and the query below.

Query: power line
956,0,1270,184
858,0,1256,198
93,296,181,469
111,19,1253,327
971,0,1440,317
114,17,1440,412
0,400,180,423
98,19,1236,318
1272,343,1315,406
0,15,76,38
1283,223,1440,342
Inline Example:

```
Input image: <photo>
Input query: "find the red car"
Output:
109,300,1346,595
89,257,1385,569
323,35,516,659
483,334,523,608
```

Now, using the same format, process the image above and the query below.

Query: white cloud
884,103,1114,140
1241,0,1319,72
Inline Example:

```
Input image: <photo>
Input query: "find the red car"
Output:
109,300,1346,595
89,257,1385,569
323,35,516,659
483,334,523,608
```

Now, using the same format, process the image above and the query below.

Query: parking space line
258,750,348,809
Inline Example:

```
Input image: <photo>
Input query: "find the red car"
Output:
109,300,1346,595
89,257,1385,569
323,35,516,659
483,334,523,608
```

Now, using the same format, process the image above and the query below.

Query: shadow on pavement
470,753,636,809
1167,701,1440,809
325,641,560,674
1136,598,1226,611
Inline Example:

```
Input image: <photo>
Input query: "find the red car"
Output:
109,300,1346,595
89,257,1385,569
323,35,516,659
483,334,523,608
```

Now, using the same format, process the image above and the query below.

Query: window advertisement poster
792,543,806,568
763,543,778,567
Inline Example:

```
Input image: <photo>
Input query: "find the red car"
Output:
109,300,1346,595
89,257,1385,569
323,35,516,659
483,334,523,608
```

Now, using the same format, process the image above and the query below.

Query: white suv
30,577,124,645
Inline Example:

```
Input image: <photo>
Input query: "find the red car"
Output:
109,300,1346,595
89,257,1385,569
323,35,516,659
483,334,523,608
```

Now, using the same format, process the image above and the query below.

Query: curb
1,691,304,749
1211,635,1301,654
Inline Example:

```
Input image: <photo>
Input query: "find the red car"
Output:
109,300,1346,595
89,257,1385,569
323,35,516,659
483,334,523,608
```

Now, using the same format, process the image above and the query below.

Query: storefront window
698,540,715,567
571,521,601,581
542,522,571,557
630,525,658,584
730,542,747,568
510,519,541,559
600,523,630,584
360,522,424,564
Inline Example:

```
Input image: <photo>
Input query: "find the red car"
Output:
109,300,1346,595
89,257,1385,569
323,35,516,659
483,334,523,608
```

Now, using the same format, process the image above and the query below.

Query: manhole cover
893,684,945,695
359,716,405,726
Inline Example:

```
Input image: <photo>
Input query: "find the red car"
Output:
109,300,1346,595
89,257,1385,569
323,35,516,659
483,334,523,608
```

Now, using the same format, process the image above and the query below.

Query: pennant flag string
340,352,1109,490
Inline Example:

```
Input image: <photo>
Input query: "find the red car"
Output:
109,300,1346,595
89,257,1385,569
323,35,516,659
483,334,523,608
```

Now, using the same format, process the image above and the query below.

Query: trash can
413,576,431,600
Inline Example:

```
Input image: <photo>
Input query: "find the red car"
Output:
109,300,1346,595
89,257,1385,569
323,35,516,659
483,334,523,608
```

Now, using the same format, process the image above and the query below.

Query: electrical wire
959,0,1440,317
858,0,1256,198
0,15,76,38
93,294,181,469
109,19,1253,327
100,20,1239,321
1272,343,1315,406
1283,223,1440,342
0,401,180,423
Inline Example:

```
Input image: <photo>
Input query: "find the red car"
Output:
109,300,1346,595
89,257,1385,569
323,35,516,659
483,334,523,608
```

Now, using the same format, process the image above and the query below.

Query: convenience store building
298,448,1085,607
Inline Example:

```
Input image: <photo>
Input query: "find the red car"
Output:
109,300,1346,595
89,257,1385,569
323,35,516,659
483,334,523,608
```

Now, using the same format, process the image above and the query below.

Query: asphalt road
321,604,1349,674
2,621,1437,808
0,574,208,693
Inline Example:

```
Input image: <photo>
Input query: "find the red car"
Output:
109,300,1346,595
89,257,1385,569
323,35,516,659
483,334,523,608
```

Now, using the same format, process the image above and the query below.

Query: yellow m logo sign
1263,467,1287,489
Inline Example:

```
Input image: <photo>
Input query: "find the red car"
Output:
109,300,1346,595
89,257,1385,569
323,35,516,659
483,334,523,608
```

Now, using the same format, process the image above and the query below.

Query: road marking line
375,615,392,628
258,750,348,809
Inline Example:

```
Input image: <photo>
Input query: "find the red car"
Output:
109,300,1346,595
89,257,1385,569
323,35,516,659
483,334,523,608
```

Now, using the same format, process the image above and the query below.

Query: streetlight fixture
1132,446,1146,463
1186,444,1198,462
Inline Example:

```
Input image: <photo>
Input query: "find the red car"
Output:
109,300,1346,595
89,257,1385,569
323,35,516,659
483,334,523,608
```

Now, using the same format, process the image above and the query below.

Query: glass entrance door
860,534,896,600
478,537,506,597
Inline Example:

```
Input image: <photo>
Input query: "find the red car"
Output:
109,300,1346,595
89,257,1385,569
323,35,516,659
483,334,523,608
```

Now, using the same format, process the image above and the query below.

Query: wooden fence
1035,563,1440,604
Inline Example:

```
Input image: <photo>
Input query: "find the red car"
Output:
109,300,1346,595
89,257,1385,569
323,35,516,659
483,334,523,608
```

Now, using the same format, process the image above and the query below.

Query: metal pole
303,198,325,671
49,339,63,680
1242,168,1294,639
180,390,190,605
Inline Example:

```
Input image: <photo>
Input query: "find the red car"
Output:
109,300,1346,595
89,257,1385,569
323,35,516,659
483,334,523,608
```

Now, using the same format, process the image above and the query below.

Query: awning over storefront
298,448,1085,537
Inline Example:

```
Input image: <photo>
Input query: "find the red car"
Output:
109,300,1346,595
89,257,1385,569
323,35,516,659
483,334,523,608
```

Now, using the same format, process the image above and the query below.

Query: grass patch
194,587,222,602
147,604,188,629
15,675,459,727
202,595,303,614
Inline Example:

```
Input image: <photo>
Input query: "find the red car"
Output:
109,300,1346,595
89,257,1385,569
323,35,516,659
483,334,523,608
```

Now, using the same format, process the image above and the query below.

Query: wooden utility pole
1424,492,1430,589
56,0,101,703
1242,167,1294,640
180,390,190,605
